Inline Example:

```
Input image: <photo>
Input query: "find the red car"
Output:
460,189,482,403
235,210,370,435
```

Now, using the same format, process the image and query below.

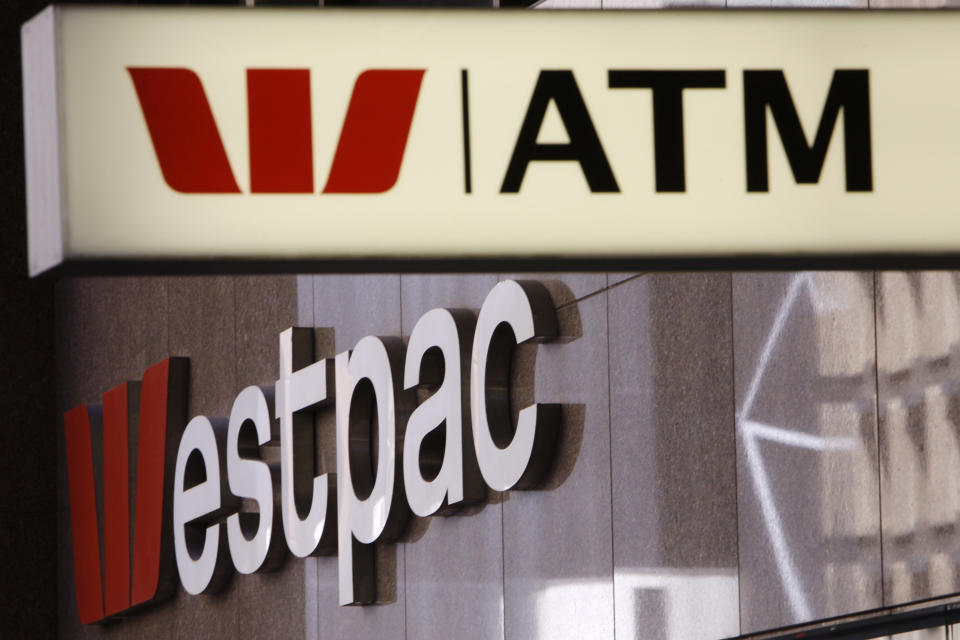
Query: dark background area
2,0,57,637
0,1,200,636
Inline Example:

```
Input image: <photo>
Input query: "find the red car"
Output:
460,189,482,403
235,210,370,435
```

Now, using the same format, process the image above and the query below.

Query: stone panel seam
604,286,618,640
500,500,508,640
232,278,240,395
298,275,319,640
871,271,887,607
730,272,746,635
164,277,171,358
490,271,507,640
399,275,409,640
556,273,646,311
231,277,242,639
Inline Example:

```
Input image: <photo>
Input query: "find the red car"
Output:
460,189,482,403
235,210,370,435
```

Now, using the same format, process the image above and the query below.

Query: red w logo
127,68,425,194
64,358,189,624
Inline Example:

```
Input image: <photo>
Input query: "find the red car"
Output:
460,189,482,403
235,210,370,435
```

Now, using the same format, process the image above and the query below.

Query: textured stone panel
501,288,614,640
400,274,504,640
499,273,607,305
166,276,240,640
56,277,171,640
609,273,739,640
876,272,960,606
734,272,881,632
608,273,641,287
233,275,304,639
309,275,406,640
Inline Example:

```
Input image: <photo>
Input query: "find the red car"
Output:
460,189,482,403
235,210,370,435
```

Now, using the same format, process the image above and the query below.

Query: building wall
53,270,960,639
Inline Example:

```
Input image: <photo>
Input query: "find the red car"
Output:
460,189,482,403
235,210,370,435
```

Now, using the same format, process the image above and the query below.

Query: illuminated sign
22,7,960,275
64,280,559,622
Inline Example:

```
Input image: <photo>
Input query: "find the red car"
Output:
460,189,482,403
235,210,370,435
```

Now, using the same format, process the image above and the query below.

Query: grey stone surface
403,505,504,640
297,275,315,327
55,276,243,639
309,274,407,640
499,273,606,306
118,594,178,640
313,549,404,640
167,276,237,417
733,272,881,632
314,275,402,352
608,274,739,640
876,272,960,606
235,275,299,389
170,583,241,640
399,273,498,333
55,277,171,640
400,274,504,640
55,278,171,412
166,276,241,640
237,567,307,640
233,275,304,639
608,273,641,288
501,291,614,640
63,268,960,638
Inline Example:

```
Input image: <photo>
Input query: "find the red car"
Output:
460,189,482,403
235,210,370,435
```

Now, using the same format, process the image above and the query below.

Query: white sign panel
21,6,960,275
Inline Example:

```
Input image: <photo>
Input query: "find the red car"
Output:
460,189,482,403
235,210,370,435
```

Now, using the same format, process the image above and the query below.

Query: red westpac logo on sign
64,358,189,624
127,68,425,194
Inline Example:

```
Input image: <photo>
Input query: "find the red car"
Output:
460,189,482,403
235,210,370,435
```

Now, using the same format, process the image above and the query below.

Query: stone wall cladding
58,270,960,639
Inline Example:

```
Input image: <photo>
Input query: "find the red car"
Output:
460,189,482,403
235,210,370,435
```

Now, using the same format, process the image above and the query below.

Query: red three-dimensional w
64,358,189,624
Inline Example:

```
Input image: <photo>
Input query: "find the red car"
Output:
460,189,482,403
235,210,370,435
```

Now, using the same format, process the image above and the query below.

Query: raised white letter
336,336,411,605
471,280,560,491
173,415,233,595
275,328,336,558
403,308,484,516
226,385,284,574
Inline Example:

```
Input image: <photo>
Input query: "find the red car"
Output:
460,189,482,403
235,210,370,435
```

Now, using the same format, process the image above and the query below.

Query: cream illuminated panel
20,6,960,275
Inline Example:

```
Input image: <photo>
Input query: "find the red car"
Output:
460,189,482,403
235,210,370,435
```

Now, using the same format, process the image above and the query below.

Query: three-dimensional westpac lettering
64,359,189,624
64,280,561,621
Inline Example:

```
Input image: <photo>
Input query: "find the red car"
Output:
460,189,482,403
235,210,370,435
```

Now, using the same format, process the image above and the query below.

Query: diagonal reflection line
743,420,856,452
737,272,817,622
739,273,813,421
742,430,813,621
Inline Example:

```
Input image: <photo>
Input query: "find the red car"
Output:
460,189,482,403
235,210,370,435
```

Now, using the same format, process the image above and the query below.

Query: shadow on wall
320,279,587,606
400,278,588,521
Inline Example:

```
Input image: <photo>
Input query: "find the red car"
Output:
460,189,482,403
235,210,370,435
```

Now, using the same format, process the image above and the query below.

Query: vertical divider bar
462,69,472,194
